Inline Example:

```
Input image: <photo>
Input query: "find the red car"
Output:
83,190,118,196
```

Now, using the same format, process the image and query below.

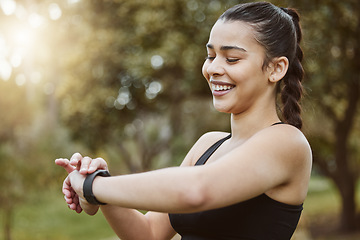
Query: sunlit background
0,0,360,239
0,0,69,86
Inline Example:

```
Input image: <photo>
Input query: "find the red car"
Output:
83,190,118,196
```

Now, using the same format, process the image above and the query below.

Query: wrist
83,170,111,205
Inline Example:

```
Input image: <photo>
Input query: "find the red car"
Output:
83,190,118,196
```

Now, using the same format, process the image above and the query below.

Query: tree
0,1,84,238
300,0,360,232
56,0,235,172
0,78,35,239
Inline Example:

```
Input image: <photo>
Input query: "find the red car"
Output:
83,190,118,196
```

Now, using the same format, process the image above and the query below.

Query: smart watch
83,169,111,205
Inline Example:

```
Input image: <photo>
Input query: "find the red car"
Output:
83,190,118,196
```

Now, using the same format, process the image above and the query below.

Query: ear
268,56,289,83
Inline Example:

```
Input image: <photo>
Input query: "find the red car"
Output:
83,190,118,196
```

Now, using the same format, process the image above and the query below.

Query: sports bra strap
272,122,284,126
195,123,282,166
195,134,231,166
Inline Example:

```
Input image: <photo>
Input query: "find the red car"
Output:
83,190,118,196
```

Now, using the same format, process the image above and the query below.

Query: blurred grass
0,186,114,240
1,175,360,240
305,175,342,216
293,175,360,240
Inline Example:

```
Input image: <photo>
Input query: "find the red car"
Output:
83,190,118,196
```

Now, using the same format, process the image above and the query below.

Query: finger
79,156,92,174
62,177,74,198
69,203,77,211
69,194,79,210
68,194,80,209
71,194,83,213
73,194,80,205
64,189,77,204
69,153,83,168
76,204,83,213
55,158,75,174
88,157,108,173
63,188,72,198
65,195,73,204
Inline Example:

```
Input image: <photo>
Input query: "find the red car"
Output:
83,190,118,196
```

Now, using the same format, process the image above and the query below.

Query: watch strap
83,169,111,205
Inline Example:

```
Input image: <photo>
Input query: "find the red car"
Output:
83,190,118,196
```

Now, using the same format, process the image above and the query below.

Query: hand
62,174,83,213
69,153,109,175
55,153,109,215
55,154,83,213
67,170,100,215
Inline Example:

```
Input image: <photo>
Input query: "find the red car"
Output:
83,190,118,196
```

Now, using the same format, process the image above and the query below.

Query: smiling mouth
211,83,235,91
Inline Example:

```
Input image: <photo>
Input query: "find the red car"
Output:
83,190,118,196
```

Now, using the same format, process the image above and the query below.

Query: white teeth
212,84,233,91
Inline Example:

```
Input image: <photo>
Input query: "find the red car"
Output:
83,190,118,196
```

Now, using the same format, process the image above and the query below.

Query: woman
56,2,312,239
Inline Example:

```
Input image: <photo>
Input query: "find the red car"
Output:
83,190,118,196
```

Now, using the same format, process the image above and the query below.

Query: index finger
55,158,76,174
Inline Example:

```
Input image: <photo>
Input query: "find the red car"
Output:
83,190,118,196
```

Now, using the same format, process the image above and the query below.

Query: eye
226,58,240,63
205,56,215,61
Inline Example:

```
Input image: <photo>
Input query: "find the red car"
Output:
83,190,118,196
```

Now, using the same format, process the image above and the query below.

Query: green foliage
299,0,360,230
0,188,114,240
0,176,358,240
1,0,360,236
0,80,33,210
56,0,236,169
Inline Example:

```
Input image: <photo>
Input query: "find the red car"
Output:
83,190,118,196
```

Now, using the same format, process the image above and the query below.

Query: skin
55,19,312,240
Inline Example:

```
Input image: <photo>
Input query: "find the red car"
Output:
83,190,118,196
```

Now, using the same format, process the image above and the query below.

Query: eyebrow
206,43,247,52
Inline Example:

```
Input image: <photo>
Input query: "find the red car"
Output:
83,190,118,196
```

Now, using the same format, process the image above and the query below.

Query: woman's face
202,20,273,115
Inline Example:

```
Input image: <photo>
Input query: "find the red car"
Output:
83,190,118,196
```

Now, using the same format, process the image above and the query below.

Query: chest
169,194,303,240
201,140,245,165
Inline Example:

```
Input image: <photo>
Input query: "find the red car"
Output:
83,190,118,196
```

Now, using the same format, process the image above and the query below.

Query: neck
229,107,280,141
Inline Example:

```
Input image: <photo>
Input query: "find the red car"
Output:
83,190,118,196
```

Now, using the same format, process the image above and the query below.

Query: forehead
207,20,262,52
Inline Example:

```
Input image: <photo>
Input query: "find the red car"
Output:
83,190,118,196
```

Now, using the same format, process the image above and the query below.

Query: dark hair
219,2,304,129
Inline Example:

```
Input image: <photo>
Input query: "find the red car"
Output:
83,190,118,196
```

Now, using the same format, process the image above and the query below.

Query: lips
210,80,235,92
211,84,234,91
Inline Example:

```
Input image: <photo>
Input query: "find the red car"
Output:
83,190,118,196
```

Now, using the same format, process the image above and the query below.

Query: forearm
100,205,156,240
93,166,206,213
100,205,176,240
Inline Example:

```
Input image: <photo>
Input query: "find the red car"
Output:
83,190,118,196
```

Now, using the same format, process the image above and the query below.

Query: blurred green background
0,0,359,239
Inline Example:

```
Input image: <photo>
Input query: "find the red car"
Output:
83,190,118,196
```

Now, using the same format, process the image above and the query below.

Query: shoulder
197,131,230,144
182,131,230,166
262,124,310,152
195,131,231,152
249,124,312,169
249,124,312,203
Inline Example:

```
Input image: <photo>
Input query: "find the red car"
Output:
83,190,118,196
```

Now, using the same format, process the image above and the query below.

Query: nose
205,57,225,77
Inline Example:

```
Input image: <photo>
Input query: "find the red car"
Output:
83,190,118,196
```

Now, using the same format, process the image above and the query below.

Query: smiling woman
56,2,312,240
202,20,273,114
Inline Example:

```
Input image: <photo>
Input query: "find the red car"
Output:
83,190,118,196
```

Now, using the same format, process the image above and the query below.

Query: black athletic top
169,133,303,240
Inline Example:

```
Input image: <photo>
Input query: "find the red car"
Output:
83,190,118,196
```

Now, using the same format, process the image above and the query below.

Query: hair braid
280,8,304,129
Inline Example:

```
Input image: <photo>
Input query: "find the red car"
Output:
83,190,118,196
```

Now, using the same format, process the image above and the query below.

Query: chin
213,104,232,114
213,101,244,115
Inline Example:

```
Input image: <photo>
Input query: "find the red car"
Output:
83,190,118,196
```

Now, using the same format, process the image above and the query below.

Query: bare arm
55,133,218,240
99,206,176,240
96,133,220,240
68,126,311,214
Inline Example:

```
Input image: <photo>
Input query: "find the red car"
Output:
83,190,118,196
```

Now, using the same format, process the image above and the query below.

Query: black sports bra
169,131,303,240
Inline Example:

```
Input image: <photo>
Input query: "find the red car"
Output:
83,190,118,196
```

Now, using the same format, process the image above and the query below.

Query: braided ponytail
280,8,304,129
219,3,305,129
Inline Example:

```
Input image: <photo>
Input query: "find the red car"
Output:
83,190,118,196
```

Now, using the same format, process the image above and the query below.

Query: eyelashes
205,56,215,60
226,58,240,63
205,56,240,63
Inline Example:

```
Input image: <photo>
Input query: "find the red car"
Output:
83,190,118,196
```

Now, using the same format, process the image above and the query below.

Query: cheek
202,61,210,81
